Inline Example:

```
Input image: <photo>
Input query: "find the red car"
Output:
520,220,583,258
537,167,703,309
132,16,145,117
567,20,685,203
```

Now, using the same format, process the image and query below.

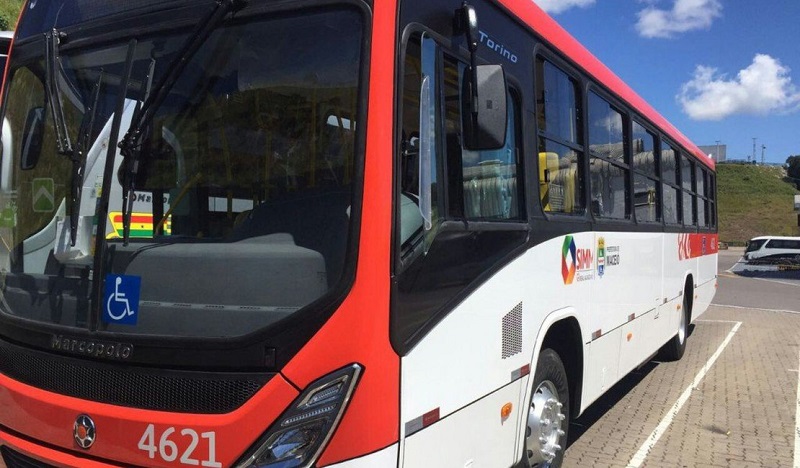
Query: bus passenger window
632,121,659,223
663,185,680,224
696,166,708,227
536,58,584,214
681,156,695,225
661,142,680,224
708,174,716,227
588,92,629,219
634,174,657,222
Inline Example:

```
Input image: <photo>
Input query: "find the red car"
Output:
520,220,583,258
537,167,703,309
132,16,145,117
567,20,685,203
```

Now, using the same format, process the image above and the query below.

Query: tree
786,155,800,189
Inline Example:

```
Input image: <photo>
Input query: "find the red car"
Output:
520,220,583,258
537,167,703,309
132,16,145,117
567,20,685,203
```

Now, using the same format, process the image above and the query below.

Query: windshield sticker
32,178,55,212
103,274,141,325
0,198,17,228
107,212,171,239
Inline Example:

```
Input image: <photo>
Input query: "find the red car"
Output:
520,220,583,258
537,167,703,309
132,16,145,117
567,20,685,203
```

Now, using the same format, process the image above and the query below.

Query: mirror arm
469,48,479,117
456,2,480,117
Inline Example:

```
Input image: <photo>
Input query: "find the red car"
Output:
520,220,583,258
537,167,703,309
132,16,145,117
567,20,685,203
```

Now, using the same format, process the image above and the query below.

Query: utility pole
761,145,766,165
751,137,756,163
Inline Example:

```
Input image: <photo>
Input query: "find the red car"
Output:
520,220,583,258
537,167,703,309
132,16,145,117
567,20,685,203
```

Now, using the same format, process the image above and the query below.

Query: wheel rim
678,303,687,344
526,380,566,465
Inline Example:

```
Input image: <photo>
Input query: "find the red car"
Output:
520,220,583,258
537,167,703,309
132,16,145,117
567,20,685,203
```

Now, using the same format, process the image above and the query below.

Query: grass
0,0,22,31
717,164,800,245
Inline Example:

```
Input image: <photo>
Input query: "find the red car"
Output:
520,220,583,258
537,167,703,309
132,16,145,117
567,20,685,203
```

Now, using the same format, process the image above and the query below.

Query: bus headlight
235,364,363,468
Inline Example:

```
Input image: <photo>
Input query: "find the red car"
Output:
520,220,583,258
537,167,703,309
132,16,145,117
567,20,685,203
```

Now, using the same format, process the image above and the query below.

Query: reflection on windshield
0,8,363,338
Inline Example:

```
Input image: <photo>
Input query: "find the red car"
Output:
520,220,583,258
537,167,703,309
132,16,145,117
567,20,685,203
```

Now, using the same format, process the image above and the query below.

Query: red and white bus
0,0,717,466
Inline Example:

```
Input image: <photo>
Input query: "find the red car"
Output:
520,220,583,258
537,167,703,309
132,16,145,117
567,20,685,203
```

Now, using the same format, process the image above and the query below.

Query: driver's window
398,34,522,259
399,34,441,253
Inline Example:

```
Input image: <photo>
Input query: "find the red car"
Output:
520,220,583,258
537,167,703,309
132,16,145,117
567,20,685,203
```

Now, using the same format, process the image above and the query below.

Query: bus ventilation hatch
501,302,523,359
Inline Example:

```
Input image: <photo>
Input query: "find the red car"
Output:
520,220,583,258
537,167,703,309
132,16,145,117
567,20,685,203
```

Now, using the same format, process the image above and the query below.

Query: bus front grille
0,338,271,414
1,446,54,468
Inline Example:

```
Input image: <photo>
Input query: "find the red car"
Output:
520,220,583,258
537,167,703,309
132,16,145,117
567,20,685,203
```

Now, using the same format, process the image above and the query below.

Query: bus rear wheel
525,348,569,467
659,292,690,361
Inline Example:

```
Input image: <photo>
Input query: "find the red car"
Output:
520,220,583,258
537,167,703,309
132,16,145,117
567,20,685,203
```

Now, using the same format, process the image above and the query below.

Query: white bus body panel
327,444,399,467
402,381,524,468
399,233,591,467
399,231,717,466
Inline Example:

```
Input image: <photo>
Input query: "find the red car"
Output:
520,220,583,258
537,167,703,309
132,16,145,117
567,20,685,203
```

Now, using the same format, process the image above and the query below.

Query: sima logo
561,236,594,285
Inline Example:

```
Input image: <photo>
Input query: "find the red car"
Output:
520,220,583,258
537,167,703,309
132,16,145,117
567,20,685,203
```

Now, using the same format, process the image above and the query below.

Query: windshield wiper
44,28,73,156
45,28,90,247
118,0,248,244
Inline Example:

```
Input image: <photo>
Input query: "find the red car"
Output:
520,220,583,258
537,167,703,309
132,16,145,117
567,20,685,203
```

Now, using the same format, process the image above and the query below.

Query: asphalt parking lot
562,248,800,467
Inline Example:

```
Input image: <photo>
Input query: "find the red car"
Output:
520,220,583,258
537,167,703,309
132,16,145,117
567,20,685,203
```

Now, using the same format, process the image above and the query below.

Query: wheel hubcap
526,380,565,465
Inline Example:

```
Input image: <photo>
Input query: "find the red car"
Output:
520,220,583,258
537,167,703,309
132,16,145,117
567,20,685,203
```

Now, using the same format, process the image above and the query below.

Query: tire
658,292,690,361
524,348,569,468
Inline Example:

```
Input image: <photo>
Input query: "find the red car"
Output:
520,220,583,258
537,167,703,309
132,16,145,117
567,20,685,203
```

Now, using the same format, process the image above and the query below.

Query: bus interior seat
462,162,517,219
537,149,580,214
538,151,559,212
232,189,351,287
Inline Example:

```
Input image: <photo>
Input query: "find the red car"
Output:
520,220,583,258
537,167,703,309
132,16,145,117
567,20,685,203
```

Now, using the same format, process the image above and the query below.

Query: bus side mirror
460,3,479,53
20,107,45,170
462,64,507,150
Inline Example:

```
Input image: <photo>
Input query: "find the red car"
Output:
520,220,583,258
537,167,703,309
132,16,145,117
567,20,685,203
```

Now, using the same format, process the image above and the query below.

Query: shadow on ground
566,324,697,449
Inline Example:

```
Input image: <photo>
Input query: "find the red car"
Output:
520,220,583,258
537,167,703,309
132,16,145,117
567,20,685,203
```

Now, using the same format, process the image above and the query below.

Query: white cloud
678,54,800,121
535,0,595,14
636,0,721,38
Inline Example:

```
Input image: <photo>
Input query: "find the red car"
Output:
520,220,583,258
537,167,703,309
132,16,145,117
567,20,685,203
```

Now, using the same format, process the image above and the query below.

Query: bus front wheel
525,348,569,468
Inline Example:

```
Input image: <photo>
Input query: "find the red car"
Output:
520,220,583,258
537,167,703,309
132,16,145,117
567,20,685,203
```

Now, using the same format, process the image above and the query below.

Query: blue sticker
103,274,141,325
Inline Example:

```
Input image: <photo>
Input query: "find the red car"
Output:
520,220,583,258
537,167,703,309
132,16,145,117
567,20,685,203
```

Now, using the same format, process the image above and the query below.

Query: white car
744,236,800,262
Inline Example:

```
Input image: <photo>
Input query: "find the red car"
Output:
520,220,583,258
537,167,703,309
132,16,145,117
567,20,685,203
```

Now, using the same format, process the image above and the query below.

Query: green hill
717,164,800,244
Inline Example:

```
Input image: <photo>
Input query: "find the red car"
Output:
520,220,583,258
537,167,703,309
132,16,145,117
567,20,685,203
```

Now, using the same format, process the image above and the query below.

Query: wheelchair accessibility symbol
102,274,141,325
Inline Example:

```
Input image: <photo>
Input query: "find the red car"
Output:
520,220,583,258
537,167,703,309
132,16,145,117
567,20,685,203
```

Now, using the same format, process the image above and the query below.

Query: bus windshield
0,6,363,338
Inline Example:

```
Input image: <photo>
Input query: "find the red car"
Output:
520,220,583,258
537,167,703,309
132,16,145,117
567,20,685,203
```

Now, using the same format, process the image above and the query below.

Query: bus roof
501,0,714,171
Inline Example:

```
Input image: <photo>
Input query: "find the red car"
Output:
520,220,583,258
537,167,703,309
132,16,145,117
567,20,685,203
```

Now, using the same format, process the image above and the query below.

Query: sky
533,0,800,164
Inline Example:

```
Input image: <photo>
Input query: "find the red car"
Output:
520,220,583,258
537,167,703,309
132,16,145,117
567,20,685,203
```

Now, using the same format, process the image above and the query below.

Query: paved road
716,248,800,313
562,248,800,467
